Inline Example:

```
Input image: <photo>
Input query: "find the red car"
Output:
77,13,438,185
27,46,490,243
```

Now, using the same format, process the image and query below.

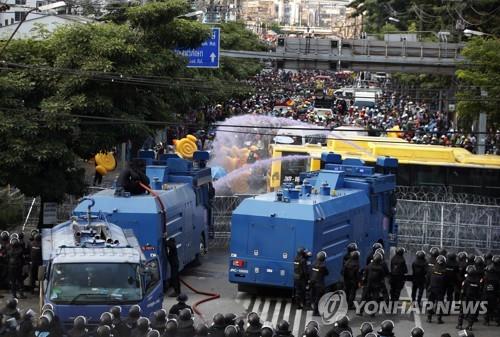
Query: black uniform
116,160,150,195
457,256,468,301
362,259,389,304
411,256,428,305
342,254,360,309
310,258,329,316
457,269,482,329
293,251,309,309
445,255,459,302
169,302,192,318
29,236,42,291
0,239,8,289
166,238,181,296
389,253,407,301
482,265,500,325
427,265,446,323
7,242,25,298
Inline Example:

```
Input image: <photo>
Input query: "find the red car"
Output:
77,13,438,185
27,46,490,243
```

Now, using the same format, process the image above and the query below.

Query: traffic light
0,3,10,12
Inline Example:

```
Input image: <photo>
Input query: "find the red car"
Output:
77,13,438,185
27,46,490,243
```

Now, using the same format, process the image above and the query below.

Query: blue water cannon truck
229,152,398,290
40,151,214,328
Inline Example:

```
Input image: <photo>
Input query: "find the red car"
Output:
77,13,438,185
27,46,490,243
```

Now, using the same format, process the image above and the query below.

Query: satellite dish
274,136,295,144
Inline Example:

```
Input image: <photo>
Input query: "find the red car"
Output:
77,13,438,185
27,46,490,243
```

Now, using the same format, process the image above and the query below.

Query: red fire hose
138,182,221,319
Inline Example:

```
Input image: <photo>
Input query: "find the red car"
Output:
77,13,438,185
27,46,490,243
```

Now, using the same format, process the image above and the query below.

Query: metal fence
211,195,500,253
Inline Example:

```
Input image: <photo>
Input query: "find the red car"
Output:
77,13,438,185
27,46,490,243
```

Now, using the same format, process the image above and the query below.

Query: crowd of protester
176,70,499,155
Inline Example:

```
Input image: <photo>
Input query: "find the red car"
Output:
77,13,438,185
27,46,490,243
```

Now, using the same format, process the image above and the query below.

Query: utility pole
477,89,488,154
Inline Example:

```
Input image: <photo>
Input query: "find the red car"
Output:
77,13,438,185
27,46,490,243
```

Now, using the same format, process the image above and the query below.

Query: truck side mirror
37,265,46,281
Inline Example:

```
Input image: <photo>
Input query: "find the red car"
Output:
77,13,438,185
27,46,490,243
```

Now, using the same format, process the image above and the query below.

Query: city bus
268,134,500,197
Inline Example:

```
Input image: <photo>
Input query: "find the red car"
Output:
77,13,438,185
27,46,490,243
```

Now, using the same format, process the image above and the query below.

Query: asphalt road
4,248,499,337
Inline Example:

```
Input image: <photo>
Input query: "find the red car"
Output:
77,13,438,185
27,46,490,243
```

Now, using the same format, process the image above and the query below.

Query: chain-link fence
211,195,500,253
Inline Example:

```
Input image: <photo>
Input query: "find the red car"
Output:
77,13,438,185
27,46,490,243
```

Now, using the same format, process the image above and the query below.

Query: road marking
261,298,271,321
293,308,303,337
406,284,422,328
251,297,261,313
271,299,283,327
305,310,313,326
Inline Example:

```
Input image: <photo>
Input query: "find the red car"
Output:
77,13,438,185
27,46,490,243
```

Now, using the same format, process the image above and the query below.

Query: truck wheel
193,234,206,266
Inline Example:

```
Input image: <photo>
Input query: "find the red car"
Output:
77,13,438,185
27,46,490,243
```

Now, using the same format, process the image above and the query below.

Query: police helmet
485,252,493,262
339,332,353,337
347,243,358,252
350,250,360,259
457,251,468,261
316,251,327,262
336,315,349,328
493,255,500,266
34,234,42,242
375,248,385,256
165,319,178,333
224,313,236,326
410,326,424,337
297,247,305,255
474,256,485,266
177,293,188,303
224,325,238,337
447,252,457,261
41,303,53,312
372,242,383,251
38,315,51,330
10,238,19,246
416,251,426,259
0,231,9,240
429,247,439,257
18,232,24,240
147,330,160,337
212,313,225,328
261,324,274,337
396,247,405,256
372,252,383,264
137,317,150,332
247,312,260,326
30,229,38,239
277,320,291,333
436,255,447,266
196,323,209,337
179,309,192,322
304,326,319,337
128,305,142,319
466,265,477,275
99,312,113,326
154,309,167,322
377,320,394,335
23,308,36,320
96,325,111,337
7,298,18,310
110,306,121,318
359,322,373,335
364,334,377,337
73,316,87,330
469,254,476,263
10,233,18,241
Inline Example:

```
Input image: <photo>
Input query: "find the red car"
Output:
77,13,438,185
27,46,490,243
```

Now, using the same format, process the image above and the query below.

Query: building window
15,0,27,5
4,19,8,26
11,18,14,24
15,12,26,22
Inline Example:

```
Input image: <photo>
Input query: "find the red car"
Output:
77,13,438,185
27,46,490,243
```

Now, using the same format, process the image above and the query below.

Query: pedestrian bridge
221,37,465,74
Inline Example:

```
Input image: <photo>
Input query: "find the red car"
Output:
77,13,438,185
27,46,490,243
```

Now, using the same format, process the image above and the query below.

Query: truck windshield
49,263,142,304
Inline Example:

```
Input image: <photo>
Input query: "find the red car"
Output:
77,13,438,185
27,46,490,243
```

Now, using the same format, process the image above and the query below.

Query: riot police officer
294,247,310,309
166,237,181,297
245,312,262,337
482,260,500,326
457,265,483,330
389,247,408,301
275,320,293,337
110,306,129,337
445,252,459,302
342,250,360,310
30,233,42,293
325,316,351,337
208,313,226,337
7,237,26,298
457,252,469,301
474,256,486,278
343,243,358,266
68,316,88,337
361,252,389,309
310,251,329,316
427,255,447,324
411,250,428,306
366,243,383,266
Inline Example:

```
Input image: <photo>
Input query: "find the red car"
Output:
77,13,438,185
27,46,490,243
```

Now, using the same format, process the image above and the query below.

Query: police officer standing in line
445,252,459,303
343,243,358,267
29,233,43,294
366,243,383,267
294,247,311,310
7,237,26,299
457,265,482,330
482,256,500,326
342,250,361,310
427,255,447,324
411,250,428,307
310,251,329,316
389,247,407,301
166,237,181,297
361,252,389,310
457,252,469,301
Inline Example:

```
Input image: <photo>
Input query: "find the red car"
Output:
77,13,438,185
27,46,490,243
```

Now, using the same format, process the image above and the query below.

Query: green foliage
456,37,500,127
0,189,23,229
0,1,263,201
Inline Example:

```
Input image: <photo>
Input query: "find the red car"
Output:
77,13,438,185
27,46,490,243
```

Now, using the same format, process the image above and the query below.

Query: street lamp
0,1,66,57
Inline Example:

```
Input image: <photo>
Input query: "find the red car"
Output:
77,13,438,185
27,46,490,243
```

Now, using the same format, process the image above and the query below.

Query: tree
0,0,262,204
456,37,500,128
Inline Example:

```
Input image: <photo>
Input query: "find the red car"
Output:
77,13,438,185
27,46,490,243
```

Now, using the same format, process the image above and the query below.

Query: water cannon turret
321,152,342,165
193,151,210,169
301,179,312,195
320,182,331,196
376,156,398,174
79,197,95,227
